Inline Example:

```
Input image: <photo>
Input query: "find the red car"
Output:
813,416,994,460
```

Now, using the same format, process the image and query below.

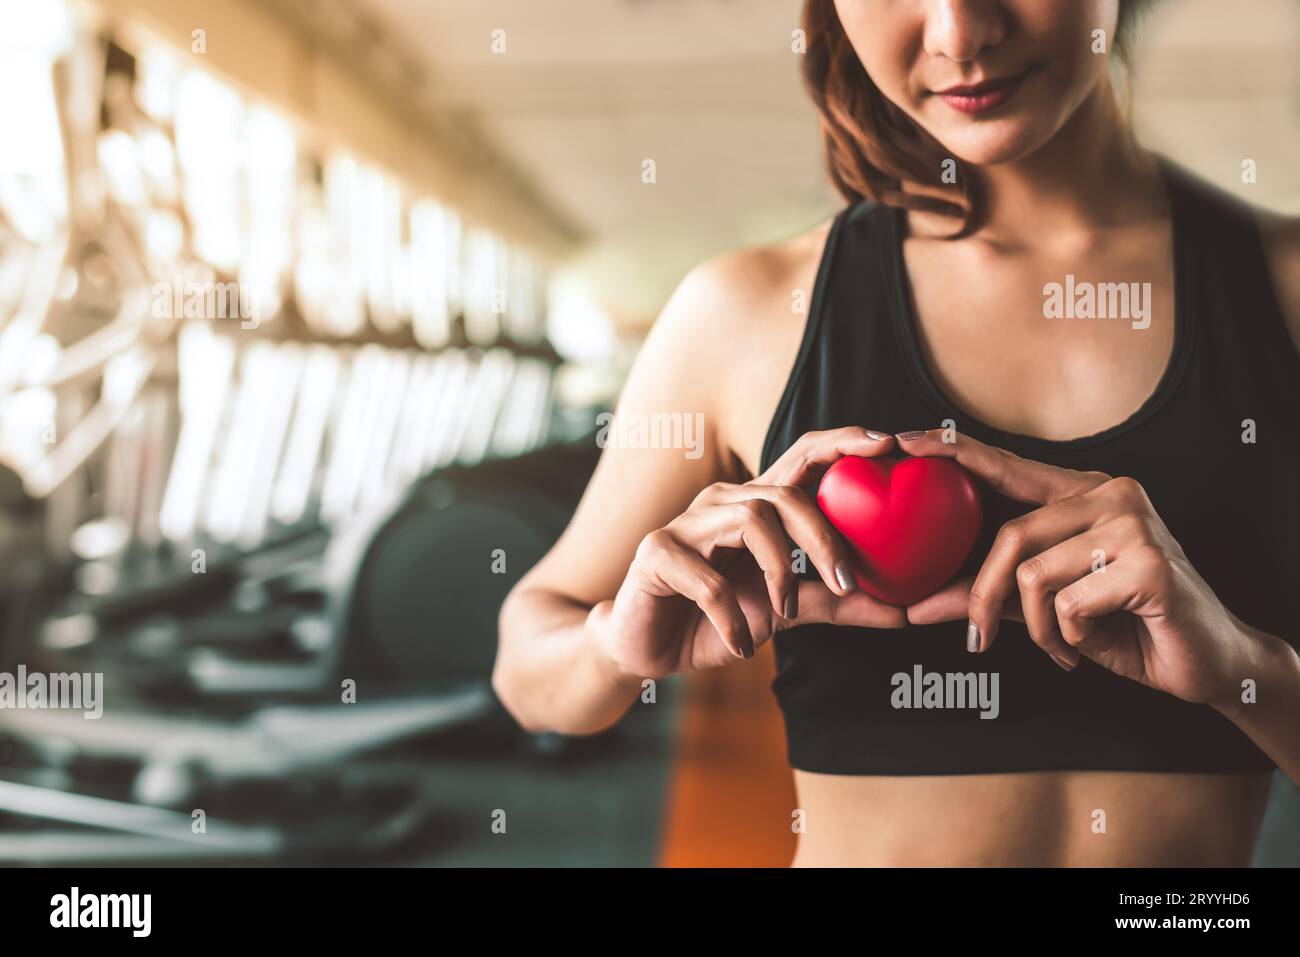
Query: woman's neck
909,78,1168,248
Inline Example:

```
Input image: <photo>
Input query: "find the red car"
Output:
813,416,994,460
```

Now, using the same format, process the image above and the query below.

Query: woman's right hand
590,427,908,678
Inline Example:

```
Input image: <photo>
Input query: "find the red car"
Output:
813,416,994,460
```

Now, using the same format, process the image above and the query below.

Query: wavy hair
801,0,1160,233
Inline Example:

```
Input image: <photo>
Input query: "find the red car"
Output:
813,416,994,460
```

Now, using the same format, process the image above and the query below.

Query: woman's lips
935,71,1030,115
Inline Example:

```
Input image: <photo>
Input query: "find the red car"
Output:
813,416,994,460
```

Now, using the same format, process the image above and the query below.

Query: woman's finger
905,577,1025,626
670,499,799,619
1053,544,1172,650
758,426,895,488
637,530,755,659
1013,539,1107,670
1013,512,1158,663
712,483,864,598
787,579,909,630
966,497,1096,651
894,428,1108,505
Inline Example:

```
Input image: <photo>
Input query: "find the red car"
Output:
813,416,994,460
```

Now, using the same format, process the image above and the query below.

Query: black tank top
759,157,1300,775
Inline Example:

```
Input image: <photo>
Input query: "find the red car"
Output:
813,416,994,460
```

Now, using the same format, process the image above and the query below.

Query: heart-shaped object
816,455,982,606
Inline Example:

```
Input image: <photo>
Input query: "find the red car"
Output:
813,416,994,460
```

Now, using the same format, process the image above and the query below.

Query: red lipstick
935,70,1031,115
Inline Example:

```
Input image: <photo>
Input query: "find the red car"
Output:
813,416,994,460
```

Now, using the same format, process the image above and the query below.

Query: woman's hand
592,427,907,678
898,429,1259,707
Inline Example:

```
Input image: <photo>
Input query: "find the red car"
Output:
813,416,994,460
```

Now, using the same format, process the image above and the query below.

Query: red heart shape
816,455,982,606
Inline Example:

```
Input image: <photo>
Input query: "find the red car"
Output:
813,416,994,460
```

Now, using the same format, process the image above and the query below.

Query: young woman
494,0,1300,866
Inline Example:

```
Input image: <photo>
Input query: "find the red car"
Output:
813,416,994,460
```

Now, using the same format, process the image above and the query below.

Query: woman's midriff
789,769,1273,866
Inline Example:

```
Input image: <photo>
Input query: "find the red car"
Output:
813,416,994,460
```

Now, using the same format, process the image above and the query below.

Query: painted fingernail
896,430,927,441
738,638,754,660
865,430,890,441
784,592,799,620
1051,654,1076,672
966,620,980,653
834,562,857,592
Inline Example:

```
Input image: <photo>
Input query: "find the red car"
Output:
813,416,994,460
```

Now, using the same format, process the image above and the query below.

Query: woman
494,0,1300,866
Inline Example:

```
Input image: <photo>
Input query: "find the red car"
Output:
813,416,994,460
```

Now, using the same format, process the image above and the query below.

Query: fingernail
1051,654,1076,672
834,562,857,592
865,430,890,441
896,430,926,441
739,638,754,660
784,592,799,620
966,620,980,653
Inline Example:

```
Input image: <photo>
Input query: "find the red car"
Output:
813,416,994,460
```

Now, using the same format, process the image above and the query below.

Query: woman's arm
1212,624,1300,785
494,258,742,734
493,243,811,728
1229,213,1300,781
494,239,905,735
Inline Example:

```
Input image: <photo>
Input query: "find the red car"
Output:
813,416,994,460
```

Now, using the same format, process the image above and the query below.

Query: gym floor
383,658,799,868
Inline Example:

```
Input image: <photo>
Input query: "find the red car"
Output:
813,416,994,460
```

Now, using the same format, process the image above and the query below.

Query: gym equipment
33,426,598,698
492,357,554,456
353,349,411,514
29,432,600,705
454,348,516,466
230,344,302,546
461,228,501,347
202,341,303,546
408,200,455,349
0,683,491,864
156,322,236,542
1,689,492,805
817,455,983,605
0,13,589,869
384,352,440,489
0,765,443,864
269,344,342,528
319,344,383,524
0,464,46,660
422,349,475,470
0,779,283,855
336,433,602,689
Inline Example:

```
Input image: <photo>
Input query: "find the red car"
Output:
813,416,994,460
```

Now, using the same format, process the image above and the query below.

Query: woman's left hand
896,429,1258,707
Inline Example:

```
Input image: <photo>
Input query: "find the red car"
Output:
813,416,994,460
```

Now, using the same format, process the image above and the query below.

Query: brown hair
801,0,1159,233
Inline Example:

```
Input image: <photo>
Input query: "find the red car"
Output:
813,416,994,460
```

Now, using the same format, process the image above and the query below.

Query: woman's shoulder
681,215,835,306
1159,157,1300,352
658,214,838,345
624,214,839,388
621,215,840,471
1257,211,1300,353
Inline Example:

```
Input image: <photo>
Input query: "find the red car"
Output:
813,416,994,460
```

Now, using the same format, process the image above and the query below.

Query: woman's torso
718,157,1299,866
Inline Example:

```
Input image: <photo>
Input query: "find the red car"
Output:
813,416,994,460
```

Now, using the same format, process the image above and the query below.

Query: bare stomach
789,769,1273,867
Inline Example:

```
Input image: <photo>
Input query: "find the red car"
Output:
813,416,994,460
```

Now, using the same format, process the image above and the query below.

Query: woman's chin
931,118,1055,168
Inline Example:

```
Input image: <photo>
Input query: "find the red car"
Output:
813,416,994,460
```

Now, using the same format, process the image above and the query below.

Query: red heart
816,455,982,606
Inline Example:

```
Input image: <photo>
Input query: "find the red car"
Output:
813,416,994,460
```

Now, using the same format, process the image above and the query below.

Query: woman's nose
922,0,1008,63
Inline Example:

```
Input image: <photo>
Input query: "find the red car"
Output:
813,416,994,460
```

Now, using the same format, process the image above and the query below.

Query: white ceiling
353,0,830,325
341,0,1299,328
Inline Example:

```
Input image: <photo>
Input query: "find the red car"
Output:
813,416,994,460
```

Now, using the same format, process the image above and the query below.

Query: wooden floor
657,644,798,867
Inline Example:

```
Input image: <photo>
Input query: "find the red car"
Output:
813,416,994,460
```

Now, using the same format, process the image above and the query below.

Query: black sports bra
759,157,1300,775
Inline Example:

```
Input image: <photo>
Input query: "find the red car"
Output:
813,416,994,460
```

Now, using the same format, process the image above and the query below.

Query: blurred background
0,0,1295,867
